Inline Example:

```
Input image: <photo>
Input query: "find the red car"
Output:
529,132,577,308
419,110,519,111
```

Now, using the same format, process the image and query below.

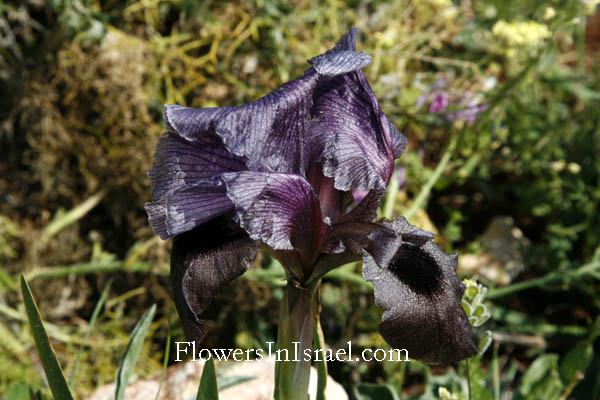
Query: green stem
383,167,401,219
492,342,500,400
404,133,458,221
274,280,320,400
486,261,600,299
466,358,471,400
313,292,327,400
25,260,167,281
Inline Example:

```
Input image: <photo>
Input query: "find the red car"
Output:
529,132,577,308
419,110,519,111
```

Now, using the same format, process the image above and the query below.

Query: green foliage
21,276,74,400
115,304,156,400
196,357,219,400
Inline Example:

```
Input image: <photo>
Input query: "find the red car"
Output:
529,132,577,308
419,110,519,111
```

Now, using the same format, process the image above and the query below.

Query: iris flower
146,28,477,368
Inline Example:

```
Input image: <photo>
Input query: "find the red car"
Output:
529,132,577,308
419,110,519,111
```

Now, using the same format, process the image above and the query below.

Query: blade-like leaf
154,310,173,400
28,388,43,400
217,375,256,391
70,278,113,387
115,304,157,400
20,275,74,400
196,357,219,400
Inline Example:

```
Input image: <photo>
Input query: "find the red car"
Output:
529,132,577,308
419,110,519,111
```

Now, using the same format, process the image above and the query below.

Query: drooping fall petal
170,217,258,344
362,217,478,364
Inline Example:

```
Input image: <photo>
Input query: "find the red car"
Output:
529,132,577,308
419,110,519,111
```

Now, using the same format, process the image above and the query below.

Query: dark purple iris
145,29,477,365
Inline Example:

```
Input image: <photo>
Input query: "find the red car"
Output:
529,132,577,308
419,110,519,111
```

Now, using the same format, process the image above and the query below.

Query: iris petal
146,122,247,239
146,178,233,239
309,66,398,191
362,217,478,364
214,38,372,175
170,217,258,344
222,172,325,254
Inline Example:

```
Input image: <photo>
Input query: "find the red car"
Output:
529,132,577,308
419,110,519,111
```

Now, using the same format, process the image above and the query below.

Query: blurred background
1,0,600,398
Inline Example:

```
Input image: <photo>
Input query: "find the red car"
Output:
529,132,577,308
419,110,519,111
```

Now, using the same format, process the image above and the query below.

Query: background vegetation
1,0,599,398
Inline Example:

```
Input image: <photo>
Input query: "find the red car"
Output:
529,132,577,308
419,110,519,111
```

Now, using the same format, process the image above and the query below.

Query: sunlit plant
146,28,478,399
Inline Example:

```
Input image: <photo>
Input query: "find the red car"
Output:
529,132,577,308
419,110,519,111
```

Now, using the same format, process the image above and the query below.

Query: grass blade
20,275,74,400
154,309,172,400
69,278,113,387
217,375,256,391
196,357,219,400
115,304,157,400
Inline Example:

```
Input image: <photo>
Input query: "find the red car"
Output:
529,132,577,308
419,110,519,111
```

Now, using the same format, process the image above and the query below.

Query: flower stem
486,260,600,299
274,280,320,400
404,133,458,221
466,358,472,400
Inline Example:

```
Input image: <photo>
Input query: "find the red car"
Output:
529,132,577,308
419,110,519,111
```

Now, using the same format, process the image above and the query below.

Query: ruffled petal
163,105,233,141
215,73,317,175
222,172,326,256
309,69,396,191
362,217,478,364
170,217,258,344
307,220,400,283
388,121,408,158
214,35,372,175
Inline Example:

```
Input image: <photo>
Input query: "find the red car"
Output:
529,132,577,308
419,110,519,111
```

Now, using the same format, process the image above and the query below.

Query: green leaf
354,383,401,400
69,278,113,387
197,357,219,400
28,388,43,400
20,275,74,400
518,354,562,398
559,340,593,384
217,375,256,391
114,304,156,400
7,383,37,400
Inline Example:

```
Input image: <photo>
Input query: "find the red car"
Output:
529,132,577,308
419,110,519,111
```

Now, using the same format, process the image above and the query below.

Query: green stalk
486,261,600,299
313,287,327,400
404,133,458,221
274,280,320,400
383,167,401,219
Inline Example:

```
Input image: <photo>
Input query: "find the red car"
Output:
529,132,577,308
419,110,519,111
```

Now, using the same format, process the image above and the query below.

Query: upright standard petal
170,217,258,344
214,43,372,175
309,67,397,191
362,217,478,364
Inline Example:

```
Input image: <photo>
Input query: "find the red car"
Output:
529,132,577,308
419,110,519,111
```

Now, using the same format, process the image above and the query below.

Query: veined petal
307,220,400,283
339,189,385,224
148,131,246,201
164,105,232,142
222,172,326,255
309,50,371,76
214,40,372,175
362,217,478,364
388,121,408,158
146,178,234,240
215,73,317,175
170,218,258,344
309,70,396,191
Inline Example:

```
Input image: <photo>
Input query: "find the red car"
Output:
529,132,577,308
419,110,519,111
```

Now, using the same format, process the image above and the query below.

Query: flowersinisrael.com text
175,341,408,363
